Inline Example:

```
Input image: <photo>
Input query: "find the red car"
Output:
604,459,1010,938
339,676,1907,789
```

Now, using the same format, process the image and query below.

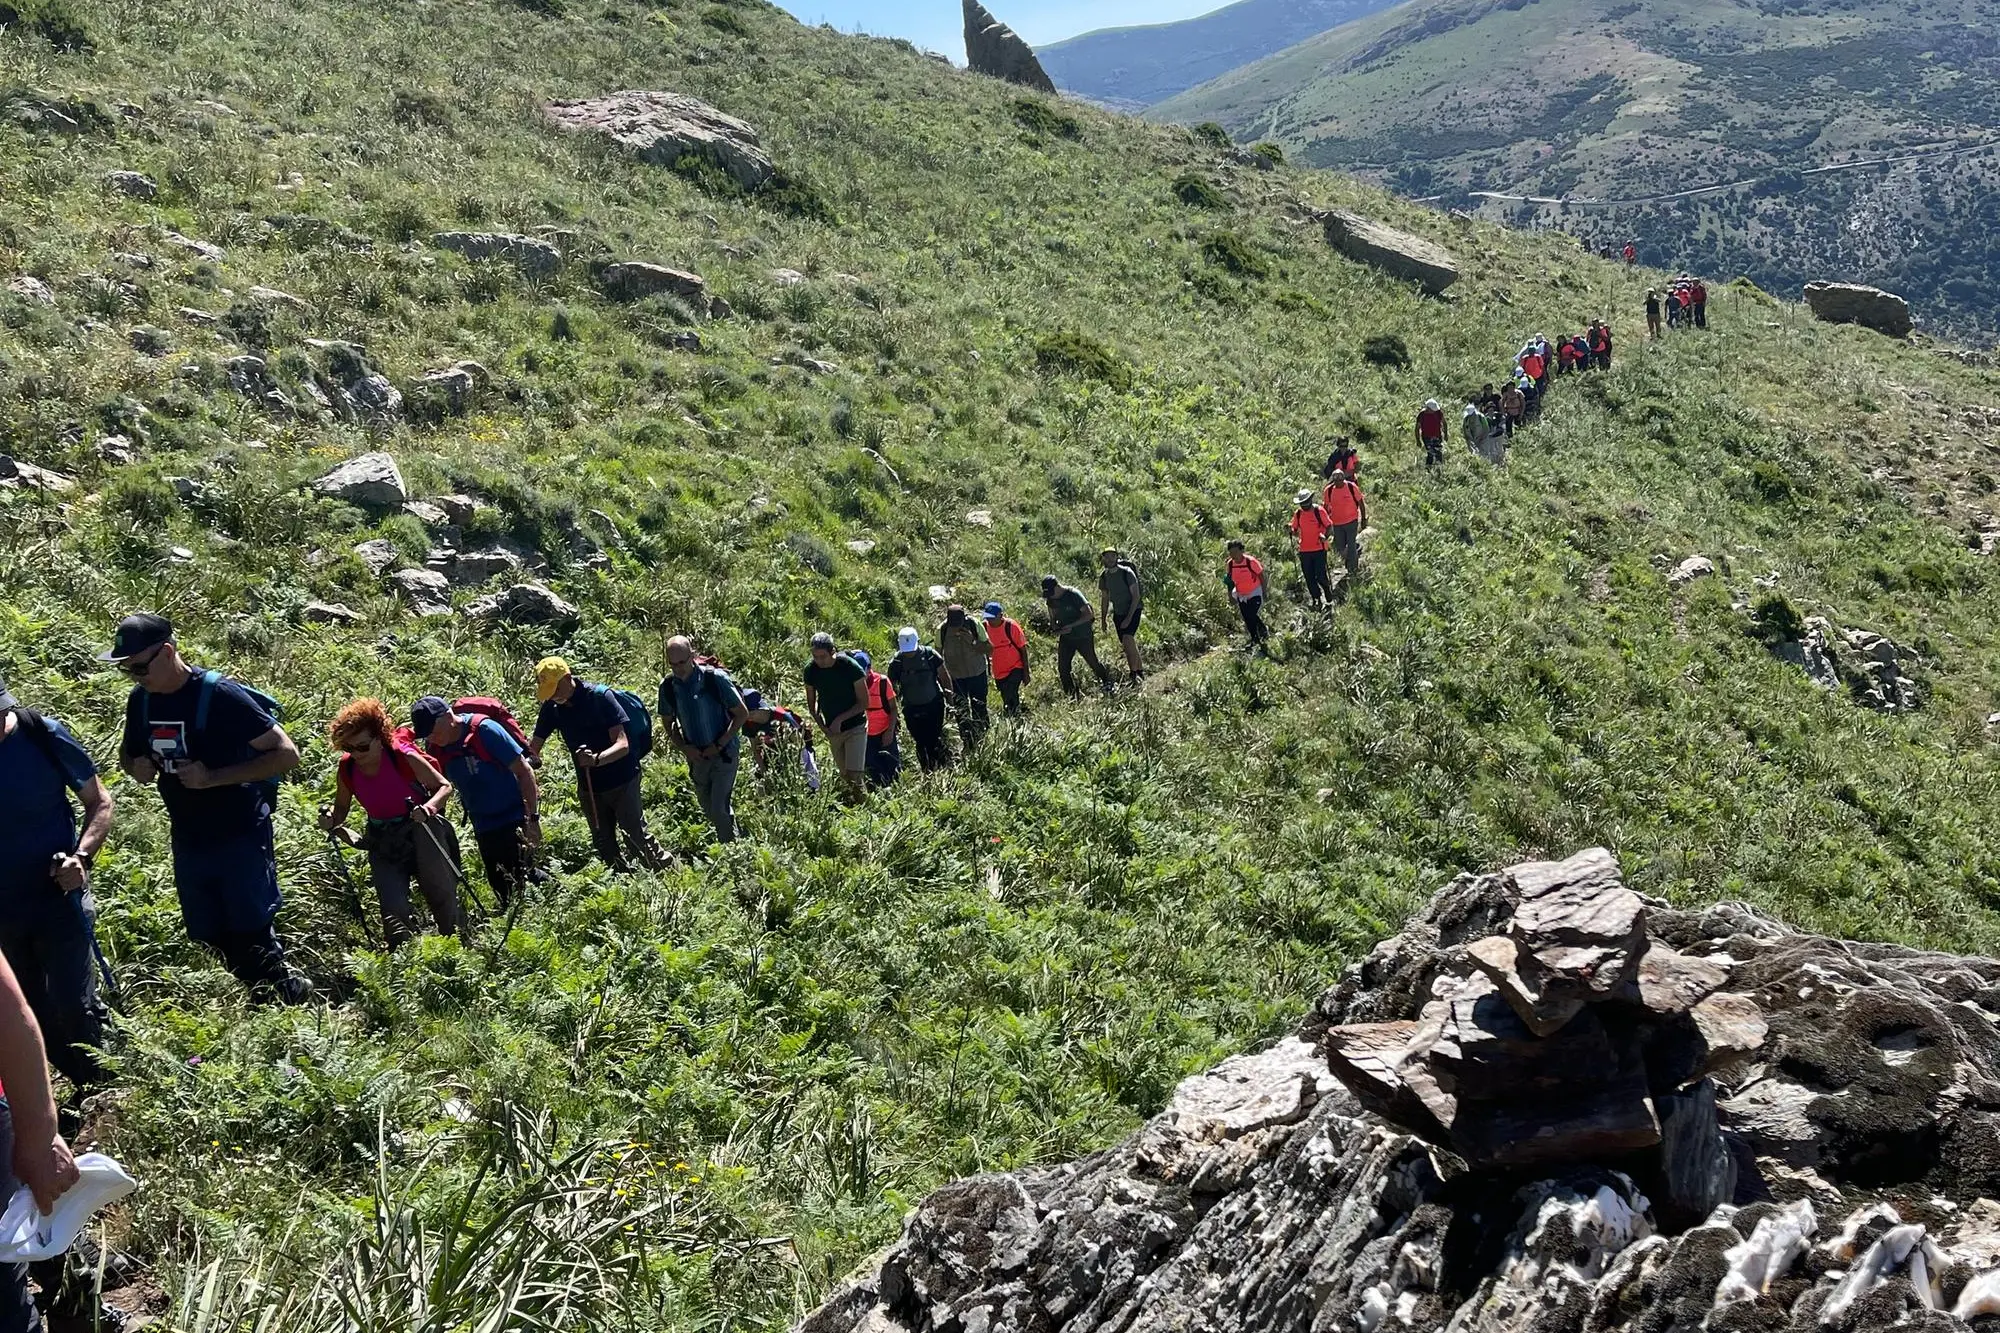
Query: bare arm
408,749,453,820
584,725,631,768
319,768,355,834
74,777,113,862
527,734,547,763
937,663,956,698
182,725,299,790
121,753,158,784
0,950,77,1212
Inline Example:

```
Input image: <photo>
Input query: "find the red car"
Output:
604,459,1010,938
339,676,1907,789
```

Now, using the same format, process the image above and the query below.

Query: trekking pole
484,835,534,970
407,798,487,926
321,819,377,947
577,747,599,834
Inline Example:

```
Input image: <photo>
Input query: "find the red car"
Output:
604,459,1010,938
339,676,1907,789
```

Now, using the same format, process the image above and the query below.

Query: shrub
1250,142,1285,167
1012,98,1082,143
1034,330,1131,390
508,0,565,13
1361,333,1411,368
1200,231,1267,278
391,91,453,130
1746,459,1800,503
784,530,834,576
701,6,749,35
1191,122,1231,150
1728,275,1776,306
1171,173,1225,209
0,0,93,50
1751,592,1805,644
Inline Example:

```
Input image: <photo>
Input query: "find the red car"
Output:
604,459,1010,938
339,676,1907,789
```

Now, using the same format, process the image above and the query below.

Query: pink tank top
349,749,425,820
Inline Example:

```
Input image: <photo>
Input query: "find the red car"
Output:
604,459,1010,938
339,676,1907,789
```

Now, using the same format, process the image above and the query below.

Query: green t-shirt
804,653,868,732
1048,586,1093,638
1099,563,1141,616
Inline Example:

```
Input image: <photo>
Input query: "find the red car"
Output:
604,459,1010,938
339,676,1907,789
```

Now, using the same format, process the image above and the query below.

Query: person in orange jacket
1223,541,1268,646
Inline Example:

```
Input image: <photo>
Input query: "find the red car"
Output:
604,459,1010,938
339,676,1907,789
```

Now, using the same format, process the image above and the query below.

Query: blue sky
775,0,1225,58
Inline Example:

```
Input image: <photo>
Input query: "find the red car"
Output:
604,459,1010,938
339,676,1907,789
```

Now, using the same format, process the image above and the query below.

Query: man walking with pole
527,658,666,873
657,636,750,846
414,697,540,912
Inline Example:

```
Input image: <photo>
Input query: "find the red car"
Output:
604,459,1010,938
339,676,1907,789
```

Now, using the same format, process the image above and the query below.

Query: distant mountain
1151,0,2000,342
1038,0,1402,110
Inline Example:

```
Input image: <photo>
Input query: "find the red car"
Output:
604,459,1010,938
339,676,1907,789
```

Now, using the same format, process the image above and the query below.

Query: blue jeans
172,823,296,999
0,886,107,1089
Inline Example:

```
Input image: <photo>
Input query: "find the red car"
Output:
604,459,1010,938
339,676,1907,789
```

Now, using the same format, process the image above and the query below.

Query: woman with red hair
317,697,462,944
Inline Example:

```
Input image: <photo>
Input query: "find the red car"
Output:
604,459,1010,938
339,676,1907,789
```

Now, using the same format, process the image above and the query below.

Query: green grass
2,0,2000,1328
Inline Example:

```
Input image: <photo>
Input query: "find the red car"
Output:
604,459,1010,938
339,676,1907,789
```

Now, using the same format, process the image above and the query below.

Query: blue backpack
141,669,287,812
594,684,655,761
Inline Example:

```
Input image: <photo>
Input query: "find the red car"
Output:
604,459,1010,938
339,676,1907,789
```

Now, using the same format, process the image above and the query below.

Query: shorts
1114,607,1143,637
829,723,867,775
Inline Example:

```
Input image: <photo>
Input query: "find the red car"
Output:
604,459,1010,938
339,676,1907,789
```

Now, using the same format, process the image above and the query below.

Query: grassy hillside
4,0,2000,1327
1151,0,2000,344
1040,0,1401,110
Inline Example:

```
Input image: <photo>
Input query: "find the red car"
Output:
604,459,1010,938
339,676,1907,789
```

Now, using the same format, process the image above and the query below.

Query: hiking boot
273,972,313,1006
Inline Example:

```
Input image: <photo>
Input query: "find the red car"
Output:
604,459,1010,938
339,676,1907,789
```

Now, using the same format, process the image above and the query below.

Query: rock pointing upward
962,0,1056,93
800,850,2000,1333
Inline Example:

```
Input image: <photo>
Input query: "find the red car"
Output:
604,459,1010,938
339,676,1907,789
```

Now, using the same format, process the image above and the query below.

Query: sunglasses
340,734,380,755
117,644,168,677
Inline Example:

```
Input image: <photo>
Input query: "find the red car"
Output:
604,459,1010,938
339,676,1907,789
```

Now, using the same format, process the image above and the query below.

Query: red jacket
1416,408,1445,439
1323,480,1364,526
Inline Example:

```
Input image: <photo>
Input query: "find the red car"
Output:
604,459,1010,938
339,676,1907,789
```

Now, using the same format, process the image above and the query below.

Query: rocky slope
800,849,2000,1331
1151,0,2000,343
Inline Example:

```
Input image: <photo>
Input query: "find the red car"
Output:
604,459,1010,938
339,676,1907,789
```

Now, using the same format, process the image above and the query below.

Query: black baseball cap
99,612,174,663
411,696,451,741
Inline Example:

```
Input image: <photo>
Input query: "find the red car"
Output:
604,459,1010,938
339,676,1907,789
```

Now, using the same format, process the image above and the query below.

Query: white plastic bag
0,1153,138,1263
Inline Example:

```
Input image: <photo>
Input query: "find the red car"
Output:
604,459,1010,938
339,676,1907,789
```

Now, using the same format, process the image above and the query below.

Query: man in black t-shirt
108,613,310,1004
527,656,666,873
1041,576,1114,700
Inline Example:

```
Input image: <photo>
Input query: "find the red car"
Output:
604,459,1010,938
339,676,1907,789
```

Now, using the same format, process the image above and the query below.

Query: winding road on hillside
1448,135,2000,208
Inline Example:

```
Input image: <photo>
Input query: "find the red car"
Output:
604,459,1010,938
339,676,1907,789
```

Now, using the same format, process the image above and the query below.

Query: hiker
319,698,462,945
1415,399,1447,467
1499,380,1526,435
528,657,666,872
887,627,955,772
982,602,1031,717
414,696,540,911
656,636,750,845
1321,438,1360,482
1664,286,1681,331
1041,576,1114,699
1289,489,1337,610
0,946,83,1333
1097,550,1145,687
739,688,819,792
1224,541,1268,646
1479,382,1503,425
1557,336,1580,375
1623,242,1637,265
1691,278,1708,329
0,673,114,1094
1519,344,1546,398
109,613,310,1005
1464,401,1504,465
1324,467,1367,591
803,632,870,797
1589,321,1611,370
852,651,899,788
937,604,993,747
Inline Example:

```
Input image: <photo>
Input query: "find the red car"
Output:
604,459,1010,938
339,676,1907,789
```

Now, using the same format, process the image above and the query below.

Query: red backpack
451,697,531,753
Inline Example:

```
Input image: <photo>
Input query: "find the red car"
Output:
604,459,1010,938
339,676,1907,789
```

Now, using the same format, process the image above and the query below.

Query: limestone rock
965,509,993,528
313,453,408,508
542,91,775,191
449,546,525,585
962,0,1056,93
800,855,2000,1333
246,285,308,311
304,340,402,422
1322,209,1459,295
431,231,562,277
387,568,452,617
161,230,224,262
464,581,579,628
402,500,450,529
302,601,362,625
0,456,75,492
768,267,807,287
351,538,399,576
104,170,157,200
1669,554,1716,587
1805,281,1914,338
5,275,55,305
128,324,172,356
602,261,708,304
411,362,486,417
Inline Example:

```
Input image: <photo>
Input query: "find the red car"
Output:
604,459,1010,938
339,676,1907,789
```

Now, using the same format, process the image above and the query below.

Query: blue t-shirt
0,712,97,891
534,684,640,789
431,716,527,833
120,672,277,835
658,666,743,756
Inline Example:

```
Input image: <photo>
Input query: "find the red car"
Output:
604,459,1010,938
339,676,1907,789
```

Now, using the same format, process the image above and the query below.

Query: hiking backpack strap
191,669,222,732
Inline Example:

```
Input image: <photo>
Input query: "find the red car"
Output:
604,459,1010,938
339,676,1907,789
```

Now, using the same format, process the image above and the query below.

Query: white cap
0,1153,138,1263
897,627,919,653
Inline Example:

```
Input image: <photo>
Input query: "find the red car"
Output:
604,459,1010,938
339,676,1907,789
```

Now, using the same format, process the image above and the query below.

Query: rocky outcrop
5,275,55,305
599,262,722,316
312,453,407,509
0,456,75,493
1776,615,1923,713
304,340,402,422
1804,282,1914,338
963,0,1056,93
464,581,579,628
104,170,157,199
1321,210,1459,295
801,849,2000,1333
542,91,775,191
388,568,452,617
431,231,563,277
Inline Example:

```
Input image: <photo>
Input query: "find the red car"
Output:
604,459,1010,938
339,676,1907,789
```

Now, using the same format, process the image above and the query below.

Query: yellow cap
534,656,571,702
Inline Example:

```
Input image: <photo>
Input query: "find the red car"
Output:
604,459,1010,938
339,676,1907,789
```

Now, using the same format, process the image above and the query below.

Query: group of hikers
1647,275,1709,338
1411,320,1616,471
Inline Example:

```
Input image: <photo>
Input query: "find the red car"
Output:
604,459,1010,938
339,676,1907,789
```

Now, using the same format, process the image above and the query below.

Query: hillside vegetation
4,0,2000,1327
1152,0,2000,344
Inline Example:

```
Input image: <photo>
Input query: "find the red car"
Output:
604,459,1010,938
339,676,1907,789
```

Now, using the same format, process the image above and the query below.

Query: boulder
304,340,402,422
430,231,562,277
387,568,452,617
301,601,363,625
313,453,408,508
128,325,172,356
5,275,55,305
1669,555,1715,587
1321,209,1459,295
246,285,308,311
351,538,399,576
104,170,157,200
601,262,709,305
432,494,481,527
1804,281,1913,338
161,230,224,262
962,0,1056,93
542,91,775,191
464,581,579,628
411,361,486,417
0,456,75,493
448,546,525,585
799,855,2000,1333
402,500,450,529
